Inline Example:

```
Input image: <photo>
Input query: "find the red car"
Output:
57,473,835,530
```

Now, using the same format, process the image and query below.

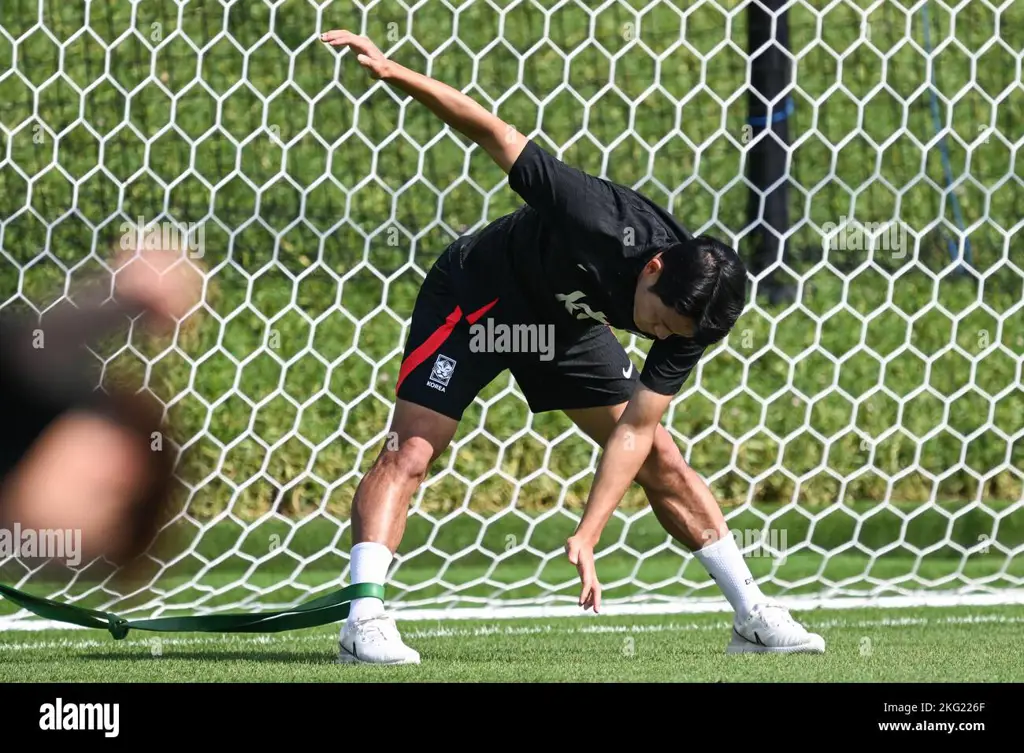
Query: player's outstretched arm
320,30,528,173
565,386,674,612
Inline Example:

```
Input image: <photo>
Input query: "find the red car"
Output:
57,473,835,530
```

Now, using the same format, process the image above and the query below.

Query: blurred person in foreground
0,248,202,573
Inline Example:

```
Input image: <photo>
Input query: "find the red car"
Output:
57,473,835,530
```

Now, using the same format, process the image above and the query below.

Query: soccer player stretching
321,30,825,663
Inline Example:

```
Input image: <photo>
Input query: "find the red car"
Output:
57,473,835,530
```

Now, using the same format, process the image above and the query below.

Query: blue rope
747,96,794,128
921,0,972,271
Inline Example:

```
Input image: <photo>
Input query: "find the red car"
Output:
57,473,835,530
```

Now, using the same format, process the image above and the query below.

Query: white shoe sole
726,633,826,654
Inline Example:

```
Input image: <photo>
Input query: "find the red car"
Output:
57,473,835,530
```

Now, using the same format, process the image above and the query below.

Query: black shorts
395,247,639,420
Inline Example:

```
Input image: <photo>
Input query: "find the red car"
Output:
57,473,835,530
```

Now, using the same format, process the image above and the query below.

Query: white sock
347,541,392,622
693,532,765,617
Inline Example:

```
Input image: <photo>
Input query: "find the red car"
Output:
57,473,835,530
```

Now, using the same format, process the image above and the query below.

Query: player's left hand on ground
319,30,390,79
565,535,601,612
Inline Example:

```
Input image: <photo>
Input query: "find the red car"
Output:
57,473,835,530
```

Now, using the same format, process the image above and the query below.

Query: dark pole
746,0,794,304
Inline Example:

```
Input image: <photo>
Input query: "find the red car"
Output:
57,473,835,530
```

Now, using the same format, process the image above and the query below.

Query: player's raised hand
320,30,390,79
565,534,601,613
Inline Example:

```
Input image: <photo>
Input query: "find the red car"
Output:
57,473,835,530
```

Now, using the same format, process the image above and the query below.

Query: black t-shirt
452,140,718,396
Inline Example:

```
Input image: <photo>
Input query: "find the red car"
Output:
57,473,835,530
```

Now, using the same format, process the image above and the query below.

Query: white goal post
1,0,1022,629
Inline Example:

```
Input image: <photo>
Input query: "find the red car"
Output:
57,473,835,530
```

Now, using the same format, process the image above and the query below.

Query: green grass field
2,502,1022,682
2,603,1023,682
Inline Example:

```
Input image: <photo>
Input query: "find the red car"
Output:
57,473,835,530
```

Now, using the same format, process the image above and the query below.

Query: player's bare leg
566,404,825,654
337,399,458,665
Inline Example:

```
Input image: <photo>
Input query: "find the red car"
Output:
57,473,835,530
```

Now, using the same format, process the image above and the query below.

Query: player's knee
375,435,435,484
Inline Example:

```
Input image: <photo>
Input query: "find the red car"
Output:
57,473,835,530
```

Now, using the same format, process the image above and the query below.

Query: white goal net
1,0,1021,628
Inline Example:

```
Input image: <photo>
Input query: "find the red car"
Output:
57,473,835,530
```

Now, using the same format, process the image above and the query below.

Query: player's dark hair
649,235,747,342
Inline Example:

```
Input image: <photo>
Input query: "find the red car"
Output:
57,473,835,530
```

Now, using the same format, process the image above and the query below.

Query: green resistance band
0,582,384,640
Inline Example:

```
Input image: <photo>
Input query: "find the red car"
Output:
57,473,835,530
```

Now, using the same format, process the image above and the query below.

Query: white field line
0,611,1022,653
381,590,1024,620
3,589,1022,632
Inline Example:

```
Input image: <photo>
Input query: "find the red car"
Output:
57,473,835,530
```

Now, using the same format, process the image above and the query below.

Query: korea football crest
428,354,456,392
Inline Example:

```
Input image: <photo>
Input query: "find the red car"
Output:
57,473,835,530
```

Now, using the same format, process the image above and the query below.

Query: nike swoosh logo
339,642,362,662
733,627,766,647
623,362,633,378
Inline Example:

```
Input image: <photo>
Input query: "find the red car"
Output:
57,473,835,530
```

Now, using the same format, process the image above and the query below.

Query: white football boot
726,602,826,654
337,613,421,665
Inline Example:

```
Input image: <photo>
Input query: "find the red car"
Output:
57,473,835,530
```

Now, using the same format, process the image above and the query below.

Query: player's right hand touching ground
565,535,601,613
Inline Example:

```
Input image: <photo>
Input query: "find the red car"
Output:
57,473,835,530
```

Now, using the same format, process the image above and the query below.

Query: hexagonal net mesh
0,0,1021,628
